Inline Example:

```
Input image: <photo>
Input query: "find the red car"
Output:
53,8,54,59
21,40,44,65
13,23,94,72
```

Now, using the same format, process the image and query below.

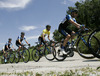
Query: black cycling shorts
16,41,21,47
38,37,45,45
58,24,72,37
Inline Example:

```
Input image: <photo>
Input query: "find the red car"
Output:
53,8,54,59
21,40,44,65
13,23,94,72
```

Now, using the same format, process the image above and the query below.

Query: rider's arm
2,48,5,53
25,40,29,45
12,45,15,50
69,19,80,28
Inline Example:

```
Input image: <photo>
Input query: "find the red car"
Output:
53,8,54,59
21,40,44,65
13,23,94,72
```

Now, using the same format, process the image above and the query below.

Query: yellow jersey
41,29,50,37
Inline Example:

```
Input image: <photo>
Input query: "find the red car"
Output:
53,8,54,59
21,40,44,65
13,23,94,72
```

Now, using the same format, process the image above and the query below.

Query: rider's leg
17,46,21,52
38,37,43,50
63,34,71,47
71,31,75,41
59,29,71,54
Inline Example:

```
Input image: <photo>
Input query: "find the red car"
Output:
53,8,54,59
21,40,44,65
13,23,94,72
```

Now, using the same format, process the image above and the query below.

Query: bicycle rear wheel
53,43,67,61
32,48,40,62
22,49,30,63
88,28,100,58
77,35,95,59
44,45,55,61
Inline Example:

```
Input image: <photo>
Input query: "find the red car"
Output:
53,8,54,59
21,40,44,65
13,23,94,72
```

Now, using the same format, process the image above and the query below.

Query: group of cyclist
2,9,84,62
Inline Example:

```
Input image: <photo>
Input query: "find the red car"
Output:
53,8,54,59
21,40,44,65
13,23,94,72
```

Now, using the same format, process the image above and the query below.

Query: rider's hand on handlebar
80,24,85,29
28,44,30,47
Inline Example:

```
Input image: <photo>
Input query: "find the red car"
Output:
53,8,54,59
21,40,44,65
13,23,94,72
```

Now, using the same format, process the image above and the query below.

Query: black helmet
21,32,25,35
46,25,51,29
8,38,12,41
71,9,78,13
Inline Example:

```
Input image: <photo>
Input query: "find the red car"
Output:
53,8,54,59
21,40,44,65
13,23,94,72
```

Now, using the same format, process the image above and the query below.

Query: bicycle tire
22,49,30,63
15,52,20,63
9,53,15,63
77,35,95,59
32,48,40,62
44,45,55,61
53,43,67,61
88,28,100,58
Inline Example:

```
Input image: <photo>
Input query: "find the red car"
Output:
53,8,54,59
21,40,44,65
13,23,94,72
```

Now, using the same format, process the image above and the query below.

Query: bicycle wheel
22,49,30,63
53,43,67,61
77,35,95,59
88,28,100,58
44,45,55,61
9,53,15,63
15,52,20,63
32,48,40,62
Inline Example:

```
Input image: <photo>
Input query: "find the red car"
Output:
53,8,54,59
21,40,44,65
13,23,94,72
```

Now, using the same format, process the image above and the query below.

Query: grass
0,67,100,76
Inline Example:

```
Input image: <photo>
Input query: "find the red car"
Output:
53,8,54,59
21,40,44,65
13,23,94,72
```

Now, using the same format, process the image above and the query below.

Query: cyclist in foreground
3,38,15,62
58,9,83,55
16,32,30,53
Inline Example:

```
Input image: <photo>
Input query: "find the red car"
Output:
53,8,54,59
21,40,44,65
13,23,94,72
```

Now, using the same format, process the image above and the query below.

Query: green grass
0,67,100,76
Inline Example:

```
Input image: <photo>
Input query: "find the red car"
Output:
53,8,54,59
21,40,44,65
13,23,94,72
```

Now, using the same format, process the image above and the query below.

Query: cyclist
16,32,30,53
58,9,83,55
3,38,15,62
38,25,51,47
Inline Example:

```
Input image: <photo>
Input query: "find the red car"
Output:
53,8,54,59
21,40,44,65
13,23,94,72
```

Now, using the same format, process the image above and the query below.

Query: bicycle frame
69,31,89,48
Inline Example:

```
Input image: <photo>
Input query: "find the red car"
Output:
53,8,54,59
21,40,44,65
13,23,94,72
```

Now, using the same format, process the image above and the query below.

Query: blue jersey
16,36,26,42
60,15,76,28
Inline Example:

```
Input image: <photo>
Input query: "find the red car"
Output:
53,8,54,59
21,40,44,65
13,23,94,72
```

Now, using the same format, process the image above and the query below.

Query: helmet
8,38,12,41
21,32,25,35
71,9,78,13
46,25,51,29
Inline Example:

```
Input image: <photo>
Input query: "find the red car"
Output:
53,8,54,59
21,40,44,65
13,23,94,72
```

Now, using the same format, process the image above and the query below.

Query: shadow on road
83,59,100,62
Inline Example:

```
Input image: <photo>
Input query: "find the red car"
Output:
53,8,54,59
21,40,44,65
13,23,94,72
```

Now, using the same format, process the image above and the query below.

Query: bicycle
32,41,55,62
53,27,97,61
88,27,100,58
15,44,30,63
2,49,15,64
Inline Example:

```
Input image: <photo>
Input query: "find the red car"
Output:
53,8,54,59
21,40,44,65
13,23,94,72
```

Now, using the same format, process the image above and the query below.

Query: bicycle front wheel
44,45,55,61
22,49,30,63
88,28,100,58
32,48,40,62
77,35,95,59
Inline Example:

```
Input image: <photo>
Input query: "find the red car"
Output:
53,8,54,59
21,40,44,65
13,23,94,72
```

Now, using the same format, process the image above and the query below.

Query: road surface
0,52,100,74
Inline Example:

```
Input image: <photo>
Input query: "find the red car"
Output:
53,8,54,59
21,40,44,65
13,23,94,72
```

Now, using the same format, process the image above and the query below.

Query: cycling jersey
16,36,26,42
38,29,50,45
60,14,76,28
16,36,26,47
40,29,50,37
58,14,76,37
4,42,13,51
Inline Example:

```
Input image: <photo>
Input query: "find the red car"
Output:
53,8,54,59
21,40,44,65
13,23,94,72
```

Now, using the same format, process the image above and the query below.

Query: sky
0,0,84,49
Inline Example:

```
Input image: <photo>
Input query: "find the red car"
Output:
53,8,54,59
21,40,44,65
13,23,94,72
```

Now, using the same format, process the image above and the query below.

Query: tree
53,30,64,41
